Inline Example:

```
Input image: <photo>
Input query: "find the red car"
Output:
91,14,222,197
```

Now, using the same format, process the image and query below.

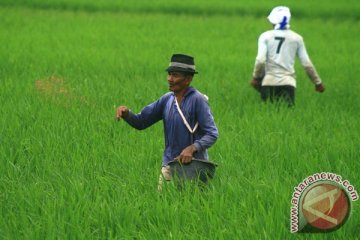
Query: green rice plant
0,2,359,239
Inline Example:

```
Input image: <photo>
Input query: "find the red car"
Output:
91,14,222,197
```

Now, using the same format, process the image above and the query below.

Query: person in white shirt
251,6,325,106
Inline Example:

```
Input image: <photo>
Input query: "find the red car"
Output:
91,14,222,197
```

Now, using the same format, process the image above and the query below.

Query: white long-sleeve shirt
252,29,322,87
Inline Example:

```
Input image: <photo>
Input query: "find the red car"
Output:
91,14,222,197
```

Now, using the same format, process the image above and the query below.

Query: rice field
1,1,359,239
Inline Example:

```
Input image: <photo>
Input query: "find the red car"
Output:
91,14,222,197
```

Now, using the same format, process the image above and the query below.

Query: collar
184,87,195,97
171,86,196,98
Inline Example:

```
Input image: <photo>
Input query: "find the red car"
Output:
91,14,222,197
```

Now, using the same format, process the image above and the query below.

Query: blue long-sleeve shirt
123,87,218,166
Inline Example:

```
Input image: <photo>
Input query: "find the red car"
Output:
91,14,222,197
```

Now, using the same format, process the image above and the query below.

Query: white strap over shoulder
174,98,198,134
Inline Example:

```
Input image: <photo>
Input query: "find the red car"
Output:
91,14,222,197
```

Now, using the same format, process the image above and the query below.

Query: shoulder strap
174,98,198,134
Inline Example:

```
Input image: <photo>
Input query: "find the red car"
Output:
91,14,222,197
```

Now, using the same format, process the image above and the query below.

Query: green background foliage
1,0,359,239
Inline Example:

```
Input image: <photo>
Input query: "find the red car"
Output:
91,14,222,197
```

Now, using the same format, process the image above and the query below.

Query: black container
168,159,217,184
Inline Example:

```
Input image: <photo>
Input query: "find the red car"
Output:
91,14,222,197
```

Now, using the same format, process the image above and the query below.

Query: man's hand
315,83,325,93
116,106,129,121
177,144,197,164
250,79,261,92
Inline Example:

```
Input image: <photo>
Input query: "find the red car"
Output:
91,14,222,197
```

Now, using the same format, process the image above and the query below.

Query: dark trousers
260,85,295,107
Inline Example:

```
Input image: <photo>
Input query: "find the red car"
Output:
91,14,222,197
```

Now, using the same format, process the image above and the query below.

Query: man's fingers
116,109,122,121
178,155,192,164
315,84,325,93
182,157,189,164
116,106,127,121
182,157,192,164
250,80,261,92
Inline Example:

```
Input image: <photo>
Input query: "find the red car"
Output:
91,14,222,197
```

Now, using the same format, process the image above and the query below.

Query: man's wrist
122,110,132,120
192,143,200,153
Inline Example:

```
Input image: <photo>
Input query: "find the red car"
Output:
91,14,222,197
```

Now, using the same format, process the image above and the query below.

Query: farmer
250,6,325,106
116,54,218,190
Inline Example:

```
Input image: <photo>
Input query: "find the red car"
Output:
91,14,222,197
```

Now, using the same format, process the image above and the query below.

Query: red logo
301,183,350,231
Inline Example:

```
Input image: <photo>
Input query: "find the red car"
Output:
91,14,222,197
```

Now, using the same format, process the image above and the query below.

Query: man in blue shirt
116,54,218,188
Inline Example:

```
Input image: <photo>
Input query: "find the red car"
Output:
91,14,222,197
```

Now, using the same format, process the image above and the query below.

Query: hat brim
166,66,198,74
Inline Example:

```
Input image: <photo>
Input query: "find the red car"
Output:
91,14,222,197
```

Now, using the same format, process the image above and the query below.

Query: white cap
267,6,291,29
